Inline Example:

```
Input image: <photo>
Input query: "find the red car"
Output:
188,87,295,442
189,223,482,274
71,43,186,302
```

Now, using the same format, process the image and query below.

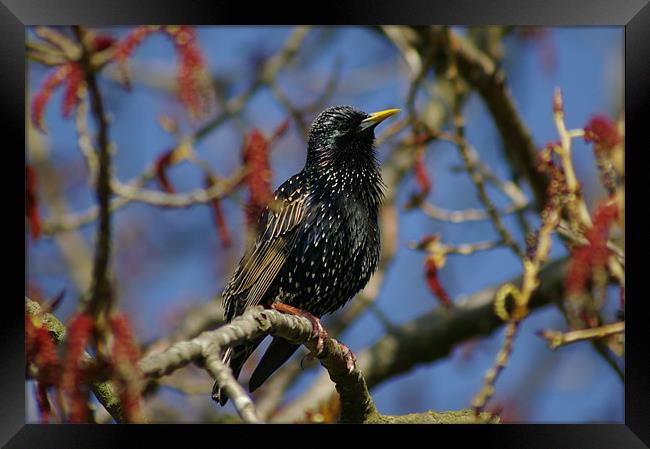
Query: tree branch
374,26,549,210
272,257,568,422
74,26,114,321
138,306,375,423
139,305,496,424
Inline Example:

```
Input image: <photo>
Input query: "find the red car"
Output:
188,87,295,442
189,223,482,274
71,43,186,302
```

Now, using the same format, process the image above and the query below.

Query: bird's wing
223,183,308,319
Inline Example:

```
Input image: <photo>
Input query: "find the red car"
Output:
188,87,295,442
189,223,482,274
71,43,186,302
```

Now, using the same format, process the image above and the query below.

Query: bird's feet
271,303,327,355
337,341,357,374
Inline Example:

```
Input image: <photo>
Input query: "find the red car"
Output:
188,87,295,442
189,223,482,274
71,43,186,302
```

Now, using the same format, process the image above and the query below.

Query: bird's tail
212,336,265,406
249,337,301,393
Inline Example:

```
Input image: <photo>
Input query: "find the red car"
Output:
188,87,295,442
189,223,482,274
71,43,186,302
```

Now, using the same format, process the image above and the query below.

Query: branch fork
138,306,372,423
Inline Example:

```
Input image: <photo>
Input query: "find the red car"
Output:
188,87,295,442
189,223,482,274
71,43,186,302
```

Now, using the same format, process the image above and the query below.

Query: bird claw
338,342,356,373
307,315,327,356
271,302,327,355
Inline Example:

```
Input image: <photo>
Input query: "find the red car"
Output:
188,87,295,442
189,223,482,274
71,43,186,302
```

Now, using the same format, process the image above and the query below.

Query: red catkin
113,26,213,117
566,201,619,295
242,129,273,227
31,62,83,132
584,115,621,151
110,313,144,423
26,314,60,386
61,63,84,118
204,175,233,248
61,313,94,423
414,151,432,197
113,26,159,64
424,257,452,307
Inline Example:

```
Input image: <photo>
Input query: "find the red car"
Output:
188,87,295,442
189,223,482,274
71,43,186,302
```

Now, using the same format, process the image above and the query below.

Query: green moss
26,297,67,343
362,410,499,424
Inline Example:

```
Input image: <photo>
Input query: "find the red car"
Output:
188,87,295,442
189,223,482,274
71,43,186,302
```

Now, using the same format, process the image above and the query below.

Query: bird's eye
339,125,351,134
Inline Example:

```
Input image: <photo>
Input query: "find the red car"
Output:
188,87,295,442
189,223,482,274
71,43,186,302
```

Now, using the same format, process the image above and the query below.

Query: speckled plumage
215,105,393,405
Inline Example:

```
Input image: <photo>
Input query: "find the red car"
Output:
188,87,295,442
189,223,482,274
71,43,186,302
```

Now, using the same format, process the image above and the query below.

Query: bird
213,105,399,406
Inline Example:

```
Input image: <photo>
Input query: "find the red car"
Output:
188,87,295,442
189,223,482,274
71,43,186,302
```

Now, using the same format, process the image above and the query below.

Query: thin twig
409,238,502,256
552,88,593,231
444,28,524,260
538,321,624,350
420,201,526,223
109,169,245,208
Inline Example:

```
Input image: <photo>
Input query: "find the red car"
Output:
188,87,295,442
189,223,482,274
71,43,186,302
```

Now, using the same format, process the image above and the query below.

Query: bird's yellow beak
359,108,400,130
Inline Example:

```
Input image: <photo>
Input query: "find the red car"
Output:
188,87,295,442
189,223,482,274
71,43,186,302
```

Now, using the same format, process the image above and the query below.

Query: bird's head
306,105,399,170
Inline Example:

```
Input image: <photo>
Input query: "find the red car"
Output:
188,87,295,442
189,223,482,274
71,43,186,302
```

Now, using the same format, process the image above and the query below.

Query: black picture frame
4,0,648,447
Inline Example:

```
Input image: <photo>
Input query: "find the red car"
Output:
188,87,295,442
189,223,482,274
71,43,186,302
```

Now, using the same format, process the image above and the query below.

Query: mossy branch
138,305,493,424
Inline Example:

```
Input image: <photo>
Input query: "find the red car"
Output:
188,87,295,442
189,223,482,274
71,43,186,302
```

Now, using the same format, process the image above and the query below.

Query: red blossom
112,26,160,89
536,143,570,211
61,63,84,118
166,26,212,117
242,129,273,227
584,115,621,150
585,115,621,196
589,201,619,242
113,26,159,64
414,151,431,196
26,165,42,240
566,201,619,295
113,26,214,117
566,246,592,295
26,314,60,386
110,314,141,367
110,313,144,422
31,62,83,132
424,257,452,307
405,149,432,208
204,175,233,248
61,313,94,423
154,149,176,193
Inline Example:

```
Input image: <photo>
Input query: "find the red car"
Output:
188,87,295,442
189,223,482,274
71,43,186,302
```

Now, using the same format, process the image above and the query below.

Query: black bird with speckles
214,105,399,406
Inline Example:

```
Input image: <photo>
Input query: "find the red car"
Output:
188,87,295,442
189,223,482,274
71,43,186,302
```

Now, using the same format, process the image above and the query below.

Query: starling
214,105,399,405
